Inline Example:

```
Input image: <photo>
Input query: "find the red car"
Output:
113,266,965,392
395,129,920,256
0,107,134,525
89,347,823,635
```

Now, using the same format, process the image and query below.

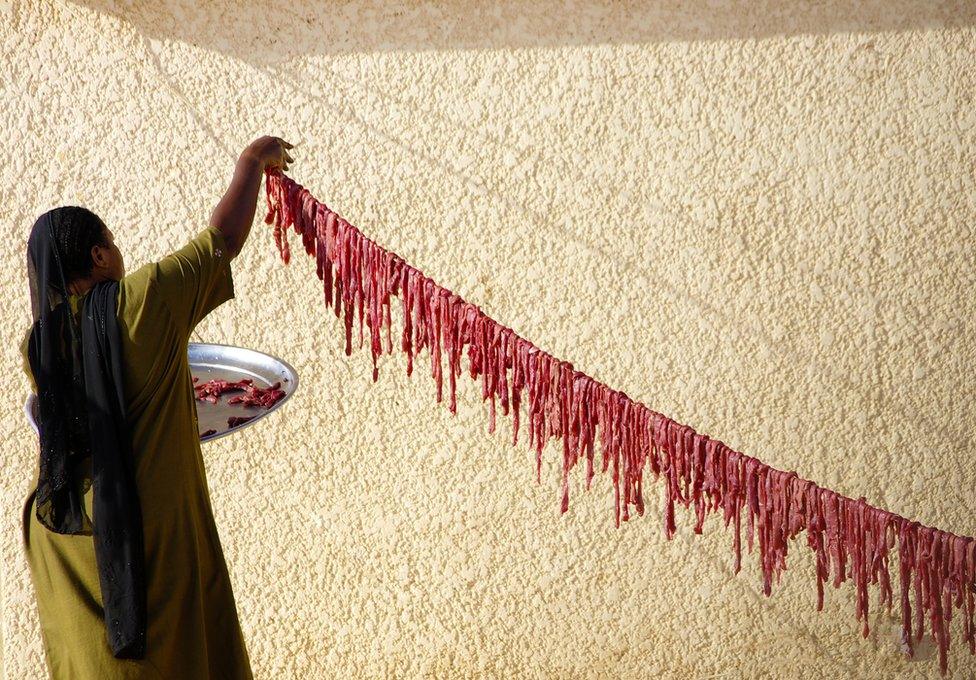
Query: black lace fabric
26,209,147,658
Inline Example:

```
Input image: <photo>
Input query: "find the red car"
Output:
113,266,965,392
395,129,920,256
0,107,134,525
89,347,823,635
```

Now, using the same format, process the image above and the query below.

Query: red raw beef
262,168,976,676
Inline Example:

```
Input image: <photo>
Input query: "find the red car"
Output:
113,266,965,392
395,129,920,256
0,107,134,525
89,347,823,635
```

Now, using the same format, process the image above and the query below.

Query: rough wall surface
1,1,974,678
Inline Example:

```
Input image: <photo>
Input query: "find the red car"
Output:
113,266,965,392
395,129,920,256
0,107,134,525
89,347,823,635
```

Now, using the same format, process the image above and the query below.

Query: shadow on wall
67,0,976,65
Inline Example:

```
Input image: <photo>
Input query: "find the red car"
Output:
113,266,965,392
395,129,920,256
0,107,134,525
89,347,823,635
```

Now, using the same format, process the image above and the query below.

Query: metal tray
24,342,299,443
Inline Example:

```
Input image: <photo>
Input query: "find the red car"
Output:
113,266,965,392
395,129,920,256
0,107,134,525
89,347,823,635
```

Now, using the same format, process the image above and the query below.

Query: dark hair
45,206,109,284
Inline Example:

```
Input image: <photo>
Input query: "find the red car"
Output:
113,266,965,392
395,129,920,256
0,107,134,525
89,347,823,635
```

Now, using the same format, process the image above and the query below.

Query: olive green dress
19,225,253,680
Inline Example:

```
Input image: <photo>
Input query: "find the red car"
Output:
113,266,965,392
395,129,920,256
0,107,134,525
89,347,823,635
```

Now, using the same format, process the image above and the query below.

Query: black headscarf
26,207,147,658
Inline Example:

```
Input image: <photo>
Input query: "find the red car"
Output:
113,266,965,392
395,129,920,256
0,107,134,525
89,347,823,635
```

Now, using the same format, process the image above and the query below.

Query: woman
19,135,295,679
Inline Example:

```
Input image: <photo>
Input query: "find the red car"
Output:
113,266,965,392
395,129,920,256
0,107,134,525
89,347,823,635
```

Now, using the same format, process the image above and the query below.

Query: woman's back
20,225,252,680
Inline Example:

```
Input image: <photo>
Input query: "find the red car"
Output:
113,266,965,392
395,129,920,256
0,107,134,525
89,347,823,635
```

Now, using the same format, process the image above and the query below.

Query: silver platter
24,342,299,443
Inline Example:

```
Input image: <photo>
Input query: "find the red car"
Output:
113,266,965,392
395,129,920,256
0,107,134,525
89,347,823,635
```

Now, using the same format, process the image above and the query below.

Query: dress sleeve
149,225,235,334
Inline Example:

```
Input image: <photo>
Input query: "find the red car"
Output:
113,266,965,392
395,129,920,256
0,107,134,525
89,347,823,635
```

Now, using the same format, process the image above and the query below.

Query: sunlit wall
2,2,974,677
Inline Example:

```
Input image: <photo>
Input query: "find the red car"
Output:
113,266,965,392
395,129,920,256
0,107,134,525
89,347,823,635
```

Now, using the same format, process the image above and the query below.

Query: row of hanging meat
263,168,974,676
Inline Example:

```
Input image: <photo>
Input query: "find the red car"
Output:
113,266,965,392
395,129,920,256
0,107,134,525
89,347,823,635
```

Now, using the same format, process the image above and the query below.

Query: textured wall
2,1,975,678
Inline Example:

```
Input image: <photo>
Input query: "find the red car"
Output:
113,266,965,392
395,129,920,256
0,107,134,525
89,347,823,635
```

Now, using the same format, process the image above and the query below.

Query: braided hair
45,206,109,286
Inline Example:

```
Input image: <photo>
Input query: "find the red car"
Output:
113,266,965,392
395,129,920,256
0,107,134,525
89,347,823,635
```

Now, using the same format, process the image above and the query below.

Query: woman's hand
211,136,297,257
245,136,295,172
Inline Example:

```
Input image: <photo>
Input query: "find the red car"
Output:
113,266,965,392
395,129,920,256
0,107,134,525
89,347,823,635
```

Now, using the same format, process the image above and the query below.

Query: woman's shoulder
117,260,177,338
118,263,157,311
118,226,222,296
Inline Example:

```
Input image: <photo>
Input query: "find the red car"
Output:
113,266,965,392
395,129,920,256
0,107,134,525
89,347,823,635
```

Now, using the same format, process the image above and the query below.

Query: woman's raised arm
209,136,295,258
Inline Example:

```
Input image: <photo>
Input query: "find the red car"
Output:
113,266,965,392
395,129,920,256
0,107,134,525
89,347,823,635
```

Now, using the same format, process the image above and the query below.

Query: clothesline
261,168,974,676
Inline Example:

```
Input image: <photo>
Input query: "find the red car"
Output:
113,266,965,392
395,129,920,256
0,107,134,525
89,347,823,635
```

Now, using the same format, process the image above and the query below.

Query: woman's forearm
209,148,264,258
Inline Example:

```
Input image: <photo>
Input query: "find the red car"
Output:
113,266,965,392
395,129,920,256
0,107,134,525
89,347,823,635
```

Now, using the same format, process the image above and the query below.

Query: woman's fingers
268,137,295,171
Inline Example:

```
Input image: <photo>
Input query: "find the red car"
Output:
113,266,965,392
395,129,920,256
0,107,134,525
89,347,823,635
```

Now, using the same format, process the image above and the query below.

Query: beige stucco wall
2,2,975,678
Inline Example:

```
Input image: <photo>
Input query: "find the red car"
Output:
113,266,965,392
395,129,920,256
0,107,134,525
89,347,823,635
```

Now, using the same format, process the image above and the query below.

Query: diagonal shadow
62,0,976,67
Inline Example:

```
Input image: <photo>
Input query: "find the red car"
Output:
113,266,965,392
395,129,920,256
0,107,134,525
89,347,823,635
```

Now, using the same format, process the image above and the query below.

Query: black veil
26,207,147,658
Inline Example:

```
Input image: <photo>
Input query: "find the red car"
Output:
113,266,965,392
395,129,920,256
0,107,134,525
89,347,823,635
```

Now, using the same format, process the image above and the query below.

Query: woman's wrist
239,145,264,169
